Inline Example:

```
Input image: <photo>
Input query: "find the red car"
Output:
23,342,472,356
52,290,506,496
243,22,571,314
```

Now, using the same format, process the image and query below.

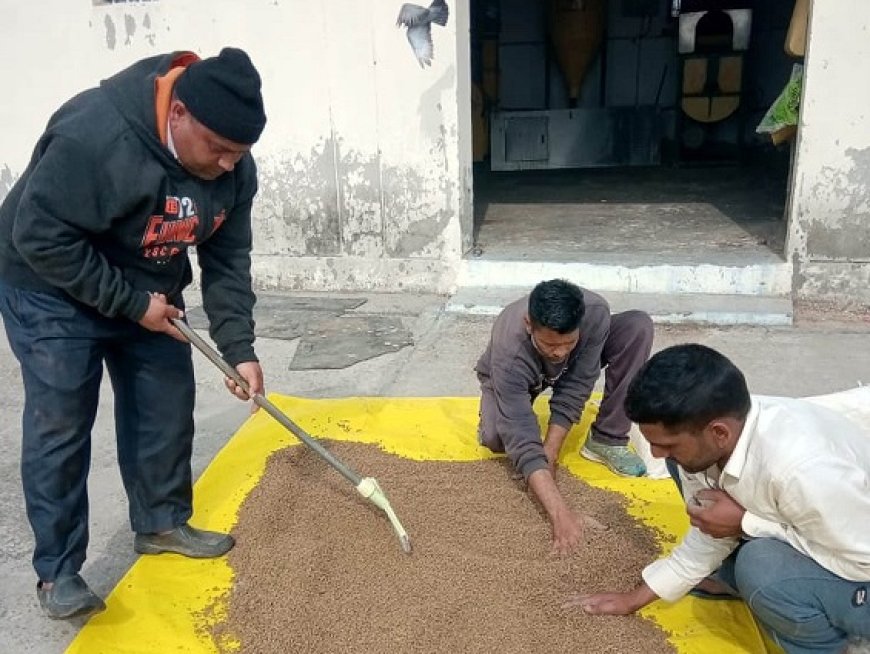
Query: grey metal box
505,116,549,162
491,107,662,170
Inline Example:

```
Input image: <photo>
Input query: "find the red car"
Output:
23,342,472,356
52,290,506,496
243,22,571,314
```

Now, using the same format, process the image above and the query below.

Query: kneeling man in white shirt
565,343,870,654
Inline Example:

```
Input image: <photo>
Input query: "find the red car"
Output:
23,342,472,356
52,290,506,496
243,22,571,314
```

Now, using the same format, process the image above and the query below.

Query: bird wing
406,24,434,67
397,3,430,27
427,0,449,26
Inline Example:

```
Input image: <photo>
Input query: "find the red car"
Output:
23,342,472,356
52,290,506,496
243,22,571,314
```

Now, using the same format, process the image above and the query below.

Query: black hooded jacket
0,52,258,365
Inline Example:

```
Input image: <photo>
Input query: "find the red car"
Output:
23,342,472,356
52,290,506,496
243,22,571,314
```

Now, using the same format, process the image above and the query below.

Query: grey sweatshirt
475,290,610,478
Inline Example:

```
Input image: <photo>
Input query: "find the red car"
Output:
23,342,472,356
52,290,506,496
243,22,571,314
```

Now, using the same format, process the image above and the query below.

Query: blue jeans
0,282,196,582
666,459,870,653
733,538,870,654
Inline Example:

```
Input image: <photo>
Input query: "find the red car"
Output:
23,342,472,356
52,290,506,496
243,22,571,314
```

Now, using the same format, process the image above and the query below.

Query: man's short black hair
625,343,751,431
527,279,585,334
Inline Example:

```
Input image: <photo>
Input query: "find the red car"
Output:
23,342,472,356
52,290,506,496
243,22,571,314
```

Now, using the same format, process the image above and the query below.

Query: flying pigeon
396,0,449,68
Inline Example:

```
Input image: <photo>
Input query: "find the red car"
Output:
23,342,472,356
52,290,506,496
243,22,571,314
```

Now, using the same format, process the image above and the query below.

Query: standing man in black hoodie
0,48,267,619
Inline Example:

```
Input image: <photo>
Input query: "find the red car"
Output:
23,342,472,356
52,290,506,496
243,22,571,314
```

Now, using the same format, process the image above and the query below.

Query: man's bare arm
527,468,583,555
543,423,570,475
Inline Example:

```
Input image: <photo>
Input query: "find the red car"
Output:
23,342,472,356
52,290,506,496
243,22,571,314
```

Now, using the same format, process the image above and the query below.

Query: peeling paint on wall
789,0,870,299
124,14,136,46
334,139,384,258
4,0,464,294
804,146,870,261
104,14,117,49
248,253,456,293
99,8,157,49
256,138,342,257
143,14,155,46
382,162,452,257
797,262,870,302
845,147,870,180
256,131,454,261
418,67,455,150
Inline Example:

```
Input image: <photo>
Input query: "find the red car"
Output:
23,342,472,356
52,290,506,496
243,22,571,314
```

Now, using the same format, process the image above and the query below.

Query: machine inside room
468,0,808,264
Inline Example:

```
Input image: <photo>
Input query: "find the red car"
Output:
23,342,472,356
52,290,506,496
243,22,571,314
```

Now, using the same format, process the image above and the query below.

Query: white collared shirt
643,394,870,602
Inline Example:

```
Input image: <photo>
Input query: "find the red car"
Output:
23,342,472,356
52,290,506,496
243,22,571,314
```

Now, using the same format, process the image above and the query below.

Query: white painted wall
0,0,468,292
7,0,869,300
788,0,870,299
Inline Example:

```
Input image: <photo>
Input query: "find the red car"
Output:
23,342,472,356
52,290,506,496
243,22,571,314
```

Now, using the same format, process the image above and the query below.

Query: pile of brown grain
212,442,674,653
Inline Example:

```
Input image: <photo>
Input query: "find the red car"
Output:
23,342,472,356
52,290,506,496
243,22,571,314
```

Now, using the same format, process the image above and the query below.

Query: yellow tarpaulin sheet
68,395,777,654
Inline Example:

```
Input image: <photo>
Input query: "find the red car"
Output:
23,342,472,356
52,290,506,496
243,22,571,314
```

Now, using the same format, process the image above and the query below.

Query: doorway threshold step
446,287,793,326
457,259,792,296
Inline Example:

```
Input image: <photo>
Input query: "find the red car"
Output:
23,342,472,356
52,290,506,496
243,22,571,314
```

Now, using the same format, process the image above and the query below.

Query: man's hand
551,506,584,555
563,583,657,616
687,489,746,538
528,468,584,555
138,293,184,341
225,361,264,413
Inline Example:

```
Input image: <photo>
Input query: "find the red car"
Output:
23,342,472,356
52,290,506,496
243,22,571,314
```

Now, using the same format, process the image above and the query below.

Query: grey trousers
479,310,654,449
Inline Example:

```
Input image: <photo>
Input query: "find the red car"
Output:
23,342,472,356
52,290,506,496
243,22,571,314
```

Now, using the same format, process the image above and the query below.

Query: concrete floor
472,163,790,265
2,290,870,653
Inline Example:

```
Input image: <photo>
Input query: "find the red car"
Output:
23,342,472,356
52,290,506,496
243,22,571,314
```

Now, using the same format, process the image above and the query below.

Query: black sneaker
37,575,106,620
134,524,235,558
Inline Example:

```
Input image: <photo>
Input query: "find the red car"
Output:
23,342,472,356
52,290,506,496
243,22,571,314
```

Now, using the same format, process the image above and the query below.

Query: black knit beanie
175,47,267,145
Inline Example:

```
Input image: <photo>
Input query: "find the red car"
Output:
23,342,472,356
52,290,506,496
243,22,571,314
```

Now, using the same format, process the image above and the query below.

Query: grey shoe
581,439,647,477
134,524,235,558
37,574,106,620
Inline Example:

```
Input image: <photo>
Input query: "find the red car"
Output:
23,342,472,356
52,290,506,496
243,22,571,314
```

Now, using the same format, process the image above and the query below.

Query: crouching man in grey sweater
475,279,653,553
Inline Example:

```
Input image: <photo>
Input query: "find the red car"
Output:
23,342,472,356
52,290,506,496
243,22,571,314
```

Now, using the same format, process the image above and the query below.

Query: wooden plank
786,0,810,58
